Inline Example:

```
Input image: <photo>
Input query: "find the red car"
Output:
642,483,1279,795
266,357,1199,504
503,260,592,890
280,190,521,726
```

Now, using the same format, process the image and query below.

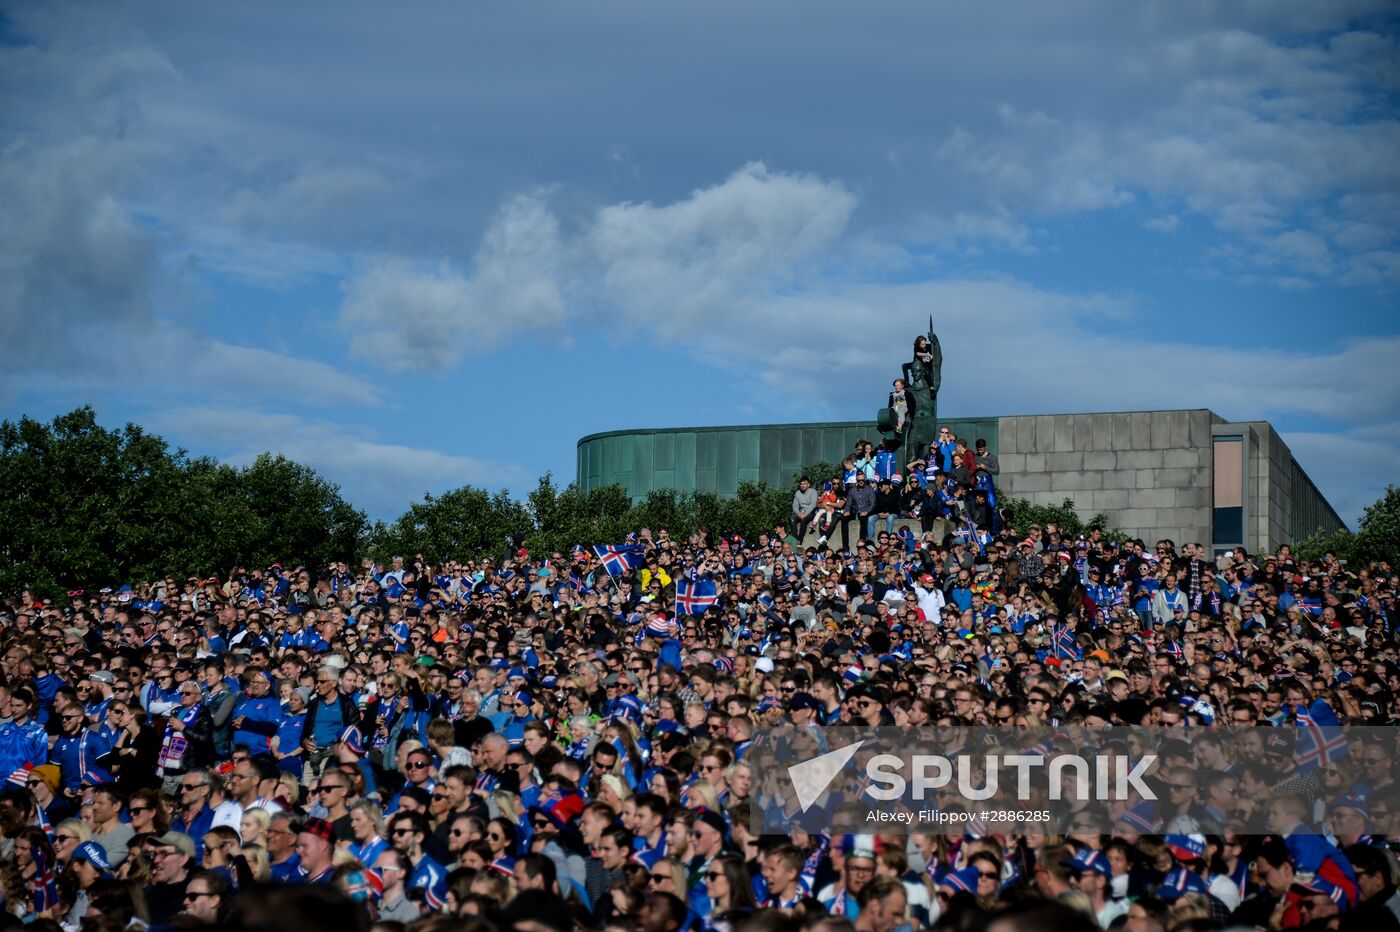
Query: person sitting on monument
841,455,859,488
853,440,878,482
888,378,914,433
814,484,841,546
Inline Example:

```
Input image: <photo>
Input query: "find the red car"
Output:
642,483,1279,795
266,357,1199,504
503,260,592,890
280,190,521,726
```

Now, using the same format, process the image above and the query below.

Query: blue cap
1165,834,1206,861
72,841,112,875
938,866,982,894
1155,866,1209,900
1063,848,1111,877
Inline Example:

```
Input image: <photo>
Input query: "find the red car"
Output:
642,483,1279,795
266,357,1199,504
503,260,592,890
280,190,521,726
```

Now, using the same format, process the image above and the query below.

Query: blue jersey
409,854,448,910
51,728,114,792
349,836,389,870
275,713,307,773
0,719,49,777
232,695,283,756
270,855,304,884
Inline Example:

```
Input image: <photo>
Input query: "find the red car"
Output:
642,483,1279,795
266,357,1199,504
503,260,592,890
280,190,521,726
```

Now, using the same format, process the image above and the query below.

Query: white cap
754,657,776,674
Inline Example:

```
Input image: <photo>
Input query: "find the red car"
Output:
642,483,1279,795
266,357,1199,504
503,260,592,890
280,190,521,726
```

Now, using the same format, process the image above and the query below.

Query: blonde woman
647,858,688,899
52,820,92,865
683,780,719,812
597,774,632,813
346,799,389,868
242,843,271,882
493,790,522,824
240,807,270,848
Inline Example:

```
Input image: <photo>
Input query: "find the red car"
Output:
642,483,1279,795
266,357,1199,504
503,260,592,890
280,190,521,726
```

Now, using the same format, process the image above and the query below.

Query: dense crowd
0,430,1397,932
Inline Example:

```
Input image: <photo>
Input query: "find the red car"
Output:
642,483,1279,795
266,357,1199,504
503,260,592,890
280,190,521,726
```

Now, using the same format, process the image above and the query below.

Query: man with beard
389,810,448,911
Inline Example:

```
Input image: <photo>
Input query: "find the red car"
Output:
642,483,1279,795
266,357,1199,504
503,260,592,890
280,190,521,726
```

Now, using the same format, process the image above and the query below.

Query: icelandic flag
1052,624,1081,660
675,578,720,616
896,527,916,554
1296,699,1348,771
30,841,58,914
594,545,645,577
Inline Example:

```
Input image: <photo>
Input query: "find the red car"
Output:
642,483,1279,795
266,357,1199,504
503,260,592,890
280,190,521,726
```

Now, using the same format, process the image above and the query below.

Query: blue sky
1,1,1396,522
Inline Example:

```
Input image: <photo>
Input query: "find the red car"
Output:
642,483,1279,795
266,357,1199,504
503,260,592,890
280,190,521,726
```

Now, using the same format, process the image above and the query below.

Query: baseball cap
153,831,196,859
1155,866,1209,900
72,841,113,876
1063,848,1111,877
1165,834,1206,862
338,726,366,757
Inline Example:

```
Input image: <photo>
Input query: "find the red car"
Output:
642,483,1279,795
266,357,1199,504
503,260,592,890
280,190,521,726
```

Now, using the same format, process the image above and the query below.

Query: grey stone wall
1238,421,1298,553
997,410,1221,545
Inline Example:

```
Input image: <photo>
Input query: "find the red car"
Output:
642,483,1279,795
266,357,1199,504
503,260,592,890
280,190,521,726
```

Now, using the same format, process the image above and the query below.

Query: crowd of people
787,427,1000,551
0,429,1396,932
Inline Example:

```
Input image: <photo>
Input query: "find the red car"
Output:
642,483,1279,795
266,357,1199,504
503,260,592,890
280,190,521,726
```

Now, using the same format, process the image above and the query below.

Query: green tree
235,454,366,570
717,481,791,541
0,408,365,597
1001,496,1121,541
1294,527,1358,565
630,488,698,543
523,474,634,554
370,485,533,564
0,408,189,595
1355,485,1400,566
795,461,842,487
1295,488,1398,568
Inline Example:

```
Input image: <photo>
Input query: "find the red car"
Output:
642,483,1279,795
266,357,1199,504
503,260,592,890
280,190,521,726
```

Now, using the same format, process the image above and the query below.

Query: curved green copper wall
577,419,999,501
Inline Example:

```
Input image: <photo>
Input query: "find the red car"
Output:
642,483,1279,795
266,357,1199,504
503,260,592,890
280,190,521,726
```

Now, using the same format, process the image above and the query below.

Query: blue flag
1296,699,1347,770
675,578,720,615
594,545,645,577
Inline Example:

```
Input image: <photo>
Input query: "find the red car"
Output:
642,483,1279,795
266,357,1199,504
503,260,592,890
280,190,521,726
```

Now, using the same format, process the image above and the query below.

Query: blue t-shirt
276,713,307,773
310,698,343,747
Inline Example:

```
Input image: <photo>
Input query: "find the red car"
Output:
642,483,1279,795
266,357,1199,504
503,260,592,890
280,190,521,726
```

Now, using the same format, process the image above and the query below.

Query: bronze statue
901,317,941,467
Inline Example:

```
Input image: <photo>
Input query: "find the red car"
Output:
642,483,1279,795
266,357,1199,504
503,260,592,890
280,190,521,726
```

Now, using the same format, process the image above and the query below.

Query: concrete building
577,408,1346,556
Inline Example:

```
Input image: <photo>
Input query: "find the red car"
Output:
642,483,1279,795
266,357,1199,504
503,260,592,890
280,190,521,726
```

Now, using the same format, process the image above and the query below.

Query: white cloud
148,407,531,519
339,193,564,372
1143,213,1181,234
590,163,857,336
